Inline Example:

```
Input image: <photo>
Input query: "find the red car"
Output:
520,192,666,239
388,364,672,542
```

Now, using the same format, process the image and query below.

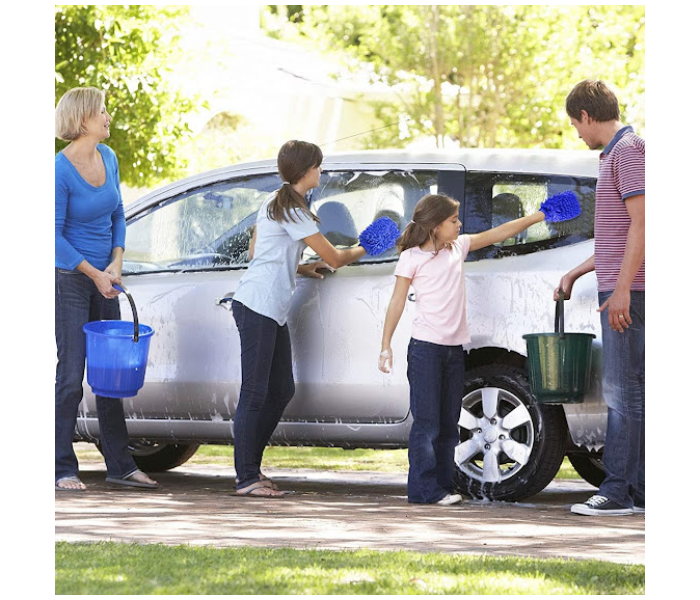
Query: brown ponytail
267,140,322,224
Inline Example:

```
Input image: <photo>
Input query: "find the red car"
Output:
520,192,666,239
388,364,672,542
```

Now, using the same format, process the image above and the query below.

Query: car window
123,174,279,273
302,169,440,263
463,172,596,261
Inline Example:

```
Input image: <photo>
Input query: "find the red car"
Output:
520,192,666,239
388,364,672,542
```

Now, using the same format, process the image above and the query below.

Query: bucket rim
523,332,595,339
83,320,154,338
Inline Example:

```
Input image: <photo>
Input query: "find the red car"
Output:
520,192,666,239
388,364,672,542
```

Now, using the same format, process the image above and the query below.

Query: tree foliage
55,5,200,187
263,5,645,150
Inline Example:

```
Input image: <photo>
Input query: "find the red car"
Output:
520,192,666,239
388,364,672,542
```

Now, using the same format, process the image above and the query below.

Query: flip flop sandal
235,473,279,490
106,469,159,489
55,475,86,492
235,480,286,498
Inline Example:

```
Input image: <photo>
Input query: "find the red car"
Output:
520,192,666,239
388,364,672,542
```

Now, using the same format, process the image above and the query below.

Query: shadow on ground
55,463,644,564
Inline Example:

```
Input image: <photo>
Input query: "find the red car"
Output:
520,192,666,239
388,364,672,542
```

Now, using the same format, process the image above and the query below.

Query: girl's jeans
231,301,295,490
598,290,645,508
55,268,138,483
407,338,464,503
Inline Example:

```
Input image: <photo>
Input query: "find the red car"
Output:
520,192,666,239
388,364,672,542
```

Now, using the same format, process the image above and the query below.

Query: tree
55,5,201,187
264,5,645,150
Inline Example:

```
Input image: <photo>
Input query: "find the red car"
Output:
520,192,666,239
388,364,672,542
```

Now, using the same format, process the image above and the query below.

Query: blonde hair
397,194,460,254
55,87,106,141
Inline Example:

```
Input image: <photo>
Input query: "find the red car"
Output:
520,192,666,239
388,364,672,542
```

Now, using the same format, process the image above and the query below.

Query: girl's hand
378,349,393,373
298,260,334,278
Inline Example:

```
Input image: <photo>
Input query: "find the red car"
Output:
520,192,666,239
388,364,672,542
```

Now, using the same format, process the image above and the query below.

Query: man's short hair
566,80,620,122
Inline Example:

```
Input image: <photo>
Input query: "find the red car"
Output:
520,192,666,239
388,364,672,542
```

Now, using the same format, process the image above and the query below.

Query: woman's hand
76,258,121,299
93,269,121,299
297,260,334,279
102,253,124,298
106,260,123,285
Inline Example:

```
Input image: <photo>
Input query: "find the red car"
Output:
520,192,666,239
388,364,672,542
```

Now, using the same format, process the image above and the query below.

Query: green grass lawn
193,444,581,479
75,443,581,478
55,542,644,595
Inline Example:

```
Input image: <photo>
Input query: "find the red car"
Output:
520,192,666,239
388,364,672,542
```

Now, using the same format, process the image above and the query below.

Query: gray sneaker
437,493,463,506
571,494,633,516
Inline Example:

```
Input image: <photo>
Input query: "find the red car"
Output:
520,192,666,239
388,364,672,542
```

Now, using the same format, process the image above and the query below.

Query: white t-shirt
234,193,319,325
394,234,471,346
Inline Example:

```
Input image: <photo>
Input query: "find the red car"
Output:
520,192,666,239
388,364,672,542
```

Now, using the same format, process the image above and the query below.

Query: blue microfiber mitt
359,216,401,256
539,191,581,222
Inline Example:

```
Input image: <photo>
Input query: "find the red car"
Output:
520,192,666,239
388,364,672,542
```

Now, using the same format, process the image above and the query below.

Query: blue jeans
598,290,645,508
55,269,139,483
231,301,295,490
407,338,464,503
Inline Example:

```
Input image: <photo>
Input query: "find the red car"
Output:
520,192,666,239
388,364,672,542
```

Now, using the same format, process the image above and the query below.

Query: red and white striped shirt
595,126,645,292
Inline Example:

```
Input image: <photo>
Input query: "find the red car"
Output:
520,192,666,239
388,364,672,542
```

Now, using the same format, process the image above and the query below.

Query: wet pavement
55,461,644,565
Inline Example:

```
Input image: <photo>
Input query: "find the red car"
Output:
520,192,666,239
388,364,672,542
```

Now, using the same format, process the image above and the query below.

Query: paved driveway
55,461,644,565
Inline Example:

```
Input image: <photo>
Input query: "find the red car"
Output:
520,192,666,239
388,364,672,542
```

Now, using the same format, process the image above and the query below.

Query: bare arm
468,212,545,252
555,255,595,300
303,232,366,269
379,276,412,373
248,226,257,261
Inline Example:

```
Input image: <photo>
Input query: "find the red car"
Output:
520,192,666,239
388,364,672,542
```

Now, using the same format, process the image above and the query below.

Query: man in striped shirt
557,80,645,517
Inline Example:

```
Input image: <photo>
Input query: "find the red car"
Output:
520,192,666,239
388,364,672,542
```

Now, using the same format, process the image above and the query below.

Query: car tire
567,452,605,488
96,441,200,472
453,365,567,502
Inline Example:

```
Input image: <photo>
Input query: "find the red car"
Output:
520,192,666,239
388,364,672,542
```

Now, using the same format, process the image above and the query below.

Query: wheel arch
465,346,527,372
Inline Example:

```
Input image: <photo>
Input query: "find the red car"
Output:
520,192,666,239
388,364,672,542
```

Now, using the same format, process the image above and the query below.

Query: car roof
127,148,598,215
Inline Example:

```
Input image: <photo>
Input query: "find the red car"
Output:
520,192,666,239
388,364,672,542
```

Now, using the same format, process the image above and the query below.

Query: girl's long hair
397,194,460,254
267,140,322,223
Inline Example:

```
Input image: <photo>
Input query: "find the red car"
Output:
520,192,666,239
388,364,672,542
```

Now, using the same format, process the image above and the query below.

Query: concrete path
55,462,644,565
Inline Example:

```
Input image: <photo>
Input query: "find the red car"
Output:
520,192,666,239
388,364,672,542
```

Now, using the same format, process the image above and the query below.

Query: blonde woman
55,87,157,491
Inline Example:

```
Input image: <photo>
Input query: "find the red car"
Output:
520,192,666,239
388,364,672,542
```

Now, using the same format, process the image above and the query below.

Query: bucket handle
113,284,139,342
554,289,566,339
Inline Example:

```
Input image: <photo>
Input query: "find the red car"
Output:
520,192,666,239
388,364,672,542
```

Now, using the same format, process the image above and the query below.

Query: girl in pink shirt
379,194,547,505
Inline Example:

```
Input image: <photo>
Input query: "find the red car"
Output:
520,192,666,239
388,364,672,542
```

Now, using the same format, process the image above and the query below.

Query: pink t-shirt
394,235,471,346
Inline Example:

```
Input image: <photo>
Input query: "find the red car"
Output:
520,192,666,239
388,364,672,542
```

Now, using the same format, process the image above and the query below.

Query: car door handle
215,296,234,310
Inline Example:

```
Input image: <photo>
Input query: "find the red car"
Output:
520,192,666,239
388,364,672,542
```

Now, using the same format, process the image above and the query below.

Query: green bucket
523,294,595,404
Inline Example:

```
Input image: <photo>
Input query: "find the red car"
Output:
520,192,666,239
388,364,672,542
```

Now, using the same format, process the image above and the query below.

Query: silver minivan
76,148,606,501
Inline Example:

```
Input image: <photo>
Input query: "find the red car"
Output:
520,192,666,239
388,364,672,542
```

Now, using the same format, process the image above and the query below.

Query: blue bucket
83,285,154,398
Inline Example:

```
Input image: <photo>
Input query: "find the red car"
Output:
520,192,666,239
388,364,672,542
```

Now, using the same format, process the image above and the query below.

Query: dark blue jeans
231,301,295,490
55,268,138,483
598,290,645,508
407,338,465,503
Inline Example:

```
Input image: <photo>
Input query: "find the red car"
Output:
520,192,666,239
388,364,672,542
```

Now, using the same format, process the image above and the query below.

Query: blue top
233,192,319,325
55,144,126,271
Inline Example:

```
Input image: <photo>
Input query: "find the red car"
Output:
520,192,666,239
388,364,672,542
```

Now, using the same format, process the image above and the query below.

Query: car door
279,163,466,426
78,162,466,443
78,168,280,441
